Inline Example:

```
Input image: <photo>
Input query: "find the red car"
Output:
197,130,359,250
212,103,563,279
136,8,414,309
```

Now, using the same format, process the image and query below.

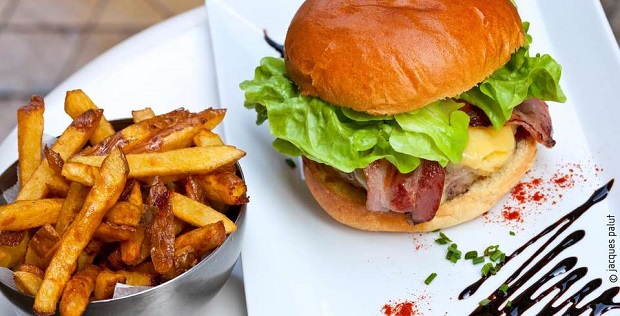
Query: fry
15,263,45,294
117,270,156,286
132,107,155,123
46,175,70,198
105,202,142,227
17,109,103,201
34,148,128,315
0,199,64,231
94,222,136,242
44,146,64,177
76,240,102,272
170,192,236,234
163,245,198,280
126,181,143,207
79,108,191,156
198,108,226,131
25,224,61,269
193,129,223,147
201,171,249,205
119,183,148,265
121,205,154,266
55,182,89,235
61,162,99,187
147,181,175,274
175,221,226,257
93,269,126,301
0,232,29,268
17,96,44,188
60,265,100,316
68,145,245,178
184,175,209,205
129,109,226,154
64,89,115,145
120,227,148,266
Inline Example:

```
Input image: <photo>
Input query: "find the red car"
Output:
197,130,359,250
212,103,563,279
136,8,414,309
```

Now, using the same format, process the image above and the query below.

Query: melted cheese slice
460,125,516,175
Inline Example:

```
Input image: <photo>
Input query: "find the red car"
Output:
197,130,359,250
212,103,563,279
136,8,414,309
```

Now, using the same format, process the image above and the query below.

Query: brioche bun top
284,0,525,115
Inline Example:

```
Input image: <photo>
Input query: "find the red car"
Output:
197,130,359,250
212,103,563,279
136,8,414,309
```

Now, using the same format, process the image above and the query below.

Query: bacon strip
365,159,445,223
508,98,555,148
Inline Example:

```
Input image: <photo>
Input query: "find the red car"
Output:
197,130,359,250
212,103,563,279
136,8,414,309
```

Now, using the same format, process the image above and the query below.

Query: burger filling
330,97,554,223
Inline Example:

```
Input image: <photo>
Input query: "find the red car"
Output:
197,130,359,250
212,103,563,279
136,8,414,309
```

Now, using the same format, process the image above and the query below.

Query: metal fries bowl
0,119,247,315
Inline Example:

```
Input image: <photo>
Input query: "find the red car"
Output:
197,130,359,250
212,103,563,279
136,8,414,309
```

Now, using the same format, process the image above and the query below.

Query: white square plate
206,1,620,314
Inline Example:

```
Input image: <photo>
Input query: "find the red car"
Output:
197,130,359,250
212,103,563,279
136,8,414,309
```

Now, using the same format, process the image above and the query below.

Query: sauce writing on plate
460,180,620,315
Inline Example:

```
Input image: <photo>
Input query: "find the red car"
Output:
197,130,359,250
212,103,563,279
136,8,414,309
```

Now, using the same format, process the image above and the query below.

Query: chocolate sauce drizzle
263,30,284,57
458,180,620,315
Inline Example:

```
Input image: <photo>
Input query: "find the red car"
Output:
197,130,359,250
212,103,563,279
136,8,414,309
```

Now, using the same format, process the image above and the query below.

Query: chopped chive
481,263,494,276
465,250,478,260
509,231,516,236
479,298,491,306
445,243,462,263
285,158,297,169
506,300,513,308
490,249,504,262
499,253,506,263
424,272,437,285
472,256,485,264
499,283,509,294
435,232,453,245
439,232,450,240
435,238,449,245
484,245,499,256
492,264,502,274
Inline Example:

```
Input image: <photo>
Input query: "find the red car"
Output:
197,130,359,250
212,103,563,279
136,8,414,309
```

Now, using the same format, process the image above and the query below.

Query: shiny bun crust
302,137,536,232
284,0,525,115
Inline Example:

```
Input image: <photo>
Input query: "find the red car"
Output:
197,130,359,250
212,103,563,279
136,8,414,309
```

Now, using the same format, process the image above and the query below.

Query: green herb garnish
465,251,478,260
472,256,485,265
424,272,437,285
499,283,509,294
446,243,462,263
435,232,452,245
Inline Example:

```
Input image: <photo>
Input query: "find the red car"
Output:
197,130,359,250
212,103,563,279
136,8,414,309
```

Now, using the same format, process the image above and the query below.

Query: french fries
0,199,64,231
200,171,249,205
60,265,100,316
66,146,245,178
93,269,126,301
55,182,89,235
147,181,175,274
24,225,61,269
34,147,129,315
17,109,102,201
132,107,155,123
17,96,44,189
0,91,246,316
64,89,115,145
170,192,236,234
14,264,44,296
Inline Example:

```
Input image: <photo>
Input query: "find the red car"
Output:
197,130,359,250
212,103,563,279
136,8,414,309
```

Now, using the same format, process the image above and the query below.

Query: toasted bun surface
302,137,536,232
284,0,525,115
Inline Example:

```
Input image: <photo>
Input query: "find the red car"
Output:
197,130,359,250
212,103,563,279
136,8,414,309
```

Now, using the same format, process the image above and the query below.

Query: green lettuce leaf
240,57,470,173
459,23,566,128
240,23,567,173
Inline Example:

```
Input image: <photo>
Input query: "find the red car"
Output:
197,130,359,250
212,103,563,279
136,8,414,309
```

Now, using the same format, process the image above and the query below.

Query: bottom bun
303,137,537,232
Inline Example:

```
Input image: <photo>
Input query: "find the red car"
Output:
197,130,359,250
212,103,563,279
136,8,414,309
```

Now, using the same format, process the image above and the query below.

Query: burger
240,0,566,232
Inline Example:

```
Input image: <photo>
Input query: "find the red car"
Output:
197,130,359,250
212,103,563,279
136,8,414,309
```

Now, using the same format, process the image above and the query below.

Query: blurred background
0,0,202,139
0,0,617,141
